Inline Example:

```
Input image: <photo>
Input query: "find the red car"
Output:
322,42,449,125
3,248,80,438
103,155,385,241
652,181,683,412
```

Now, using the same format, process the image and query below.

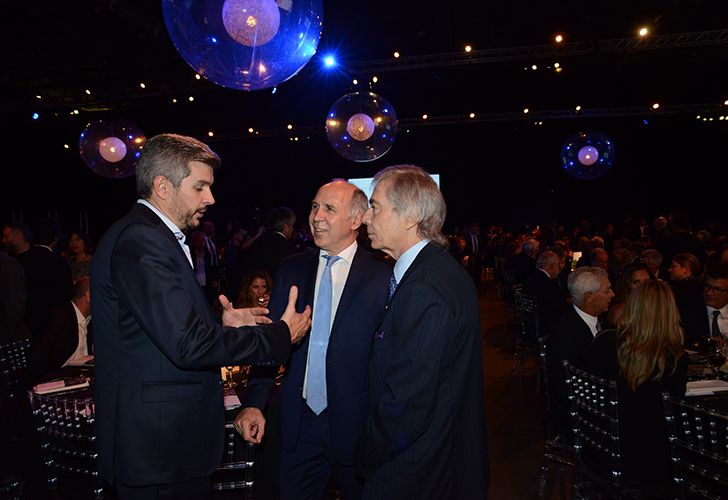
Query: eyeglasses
703,284,728,295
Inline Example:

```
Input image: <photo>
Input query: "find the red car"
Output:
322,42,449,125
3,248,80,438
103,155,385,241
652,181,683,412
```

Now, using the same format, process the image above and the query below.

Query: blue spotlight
32,112,39,120
323,55,337,68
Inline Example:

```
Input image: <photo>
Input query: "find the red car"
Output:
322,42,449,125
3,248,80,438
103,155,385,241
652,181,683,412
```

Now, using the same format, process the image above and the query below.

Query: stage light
323,55,337,68
32,112,39,120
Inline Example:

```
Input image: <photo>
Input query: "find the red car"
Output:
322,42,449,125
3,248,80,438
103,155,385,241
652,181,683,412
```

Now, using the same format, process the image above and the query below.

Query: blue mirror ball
325,92,398,162
561,131,615,180
163,0,323,91
79,119,146,179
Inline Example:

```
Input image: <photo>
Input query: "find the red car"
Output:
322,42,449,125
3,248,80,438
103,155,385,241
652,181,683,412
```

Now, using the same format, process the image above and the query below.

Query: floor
480,282,573,500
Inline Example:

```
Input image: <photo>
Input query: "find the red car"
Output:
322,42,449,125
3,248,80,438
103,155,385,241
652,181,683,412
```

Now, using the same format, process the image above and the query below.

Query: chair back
515,290,540,345
0,338,30,398
211,395,256,499
661,393,728,500
28,386,104,498
563,361,623,492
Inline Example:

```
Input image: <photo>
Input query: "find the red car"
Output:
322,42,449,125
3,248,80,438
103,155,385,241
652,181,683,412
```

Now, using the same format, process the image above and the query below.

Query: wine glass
706,337,726,379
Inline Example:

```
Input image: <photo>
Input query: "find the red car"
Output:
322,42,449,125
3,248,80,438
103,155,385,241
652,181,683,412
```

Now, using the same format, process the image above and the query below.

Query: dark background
3,1,727,240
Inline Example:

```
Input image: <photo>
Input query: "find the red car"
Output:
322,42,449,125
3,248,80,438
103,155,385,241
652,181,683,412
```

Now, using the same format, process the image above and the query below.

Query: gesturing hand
219,294,273,327
280,285,311,344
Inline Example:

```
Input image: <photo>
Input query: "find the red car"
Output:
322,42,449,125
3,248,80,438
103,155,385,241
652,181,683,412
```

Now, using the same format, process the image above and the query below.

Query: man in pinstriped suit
355,165,489,499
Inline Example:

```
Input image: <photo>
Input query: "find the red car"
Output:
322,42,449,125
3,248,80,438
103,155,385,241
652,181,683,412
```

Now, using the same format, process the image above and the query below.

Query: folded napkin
686,379,728,396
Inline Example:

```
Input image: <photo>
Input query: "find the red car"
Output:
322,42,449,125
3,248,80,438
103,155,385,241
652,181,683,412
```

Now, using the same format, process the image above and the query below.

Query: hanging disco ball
162,0,323,91
79,119,146,179
325,92,398,162
560,131,615,180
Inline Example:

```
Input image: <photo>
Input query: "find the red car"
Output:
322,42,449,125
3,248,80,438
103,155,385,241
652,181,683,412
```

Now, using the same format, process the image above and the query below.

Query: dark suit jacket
29,301,77,382
244,246,390,465
244,231,297,282
546,305,596,438
355,243,489,499
504,251,536,283
670,279,709,344
91,203,292,486
0,254,30,345
522,269,568,339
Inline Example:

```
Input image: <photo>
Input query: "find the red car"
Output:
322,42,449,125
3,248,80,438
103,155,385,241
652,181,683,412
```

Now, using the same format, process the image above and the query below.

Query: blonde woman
584,279,687,490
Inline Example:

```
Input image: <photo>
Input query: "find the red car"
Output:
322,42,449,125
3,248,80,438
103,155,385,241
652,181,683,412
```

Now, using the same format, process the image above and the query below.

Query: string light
208,131,214,137
469,112,475,118
422,114,428,120
140,83,146,89
554,34,564,43
287,124,293,130
639,27,649,37
393,51,400,58
195,74,201,80
652,103,660,109
85,89,91,95
464,45,472,53
248,127,254,133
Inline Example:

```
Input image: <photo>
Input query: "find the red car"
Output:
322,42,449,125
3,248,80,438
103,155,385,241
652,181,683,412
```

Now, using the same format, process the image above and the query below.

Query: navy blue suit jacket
355,243,489,499
244,245,390,465
91,203,291,486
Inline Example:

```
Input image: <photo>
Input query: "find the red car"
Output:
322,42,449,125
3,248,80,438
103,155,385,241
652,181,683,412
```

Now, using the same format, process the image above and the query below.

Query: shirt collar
573,304,599,336
137,199,186,242
393,239,429,284
320,239,357,264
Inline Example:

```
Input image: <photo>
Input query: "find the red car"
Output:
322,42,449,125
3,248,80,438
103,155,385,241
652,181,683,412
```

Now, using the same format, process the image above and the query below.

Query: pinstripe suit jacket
355,242,489,499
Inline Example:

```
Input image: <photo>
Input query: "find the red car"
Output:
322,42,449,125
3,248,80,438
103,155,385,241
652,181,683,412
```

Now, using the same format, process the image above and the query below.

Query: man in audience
505,238,539,283
680,261,728,344
244,207,298,281
547,266,614,439
521,250,568,341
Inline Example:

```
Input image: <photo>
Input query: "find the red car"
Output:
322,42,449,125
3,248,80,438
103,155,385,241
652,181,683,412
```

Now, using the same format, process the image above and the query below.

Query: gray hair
568,266,608,307
136,134,221,198
372,164,447,247
349,185,369,218
536,250,560,270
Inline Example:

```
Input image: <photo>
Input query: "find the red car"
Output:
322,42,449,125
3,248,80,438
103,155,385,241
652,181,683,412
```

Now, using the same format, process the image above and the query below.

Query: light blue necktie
307,255,340,415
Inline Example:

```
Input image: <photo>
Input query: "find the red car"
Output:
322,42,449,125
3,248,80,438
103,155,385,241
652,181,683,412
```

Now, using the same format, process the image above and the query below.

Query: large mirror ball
78,119,146,179
325,92,398,162
163,0,323,91
560,131,615,180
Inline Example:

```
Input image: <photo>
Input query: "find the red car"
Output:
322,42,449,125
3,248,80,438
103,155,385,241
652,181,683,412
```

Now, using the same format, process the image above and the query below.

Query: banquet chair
29,387,105,499
537,336,576,500
661,393,728,500
0,339,31,499
513,289,541,380
564,361,656,499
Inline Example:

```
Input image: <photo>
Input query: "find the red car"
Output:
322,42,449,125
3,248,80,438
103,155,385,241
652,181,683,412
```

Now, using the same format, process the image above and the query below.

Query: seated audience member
681,262,728,344
521,250,568,340
32,278,92,380
62,278,93,366
67,230,93,283
606,262,653,326
667,253,704,344
235,269,272,309
640,248,663,279
584,279,687,490
546,266,614,439
504,237,539,283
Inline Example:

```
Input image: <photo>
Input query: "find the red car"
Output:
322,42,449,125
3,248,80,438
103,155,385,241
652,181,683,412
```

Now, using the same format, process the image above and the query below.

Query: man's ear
152,175,169,199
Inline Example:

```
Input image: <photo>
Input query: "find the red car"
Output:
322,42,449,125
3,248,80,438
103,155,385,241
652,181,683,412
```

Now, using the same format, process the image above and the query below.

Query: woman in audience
584,279,687,491
235,268,272,308
67,230,93,283
606,262,653,326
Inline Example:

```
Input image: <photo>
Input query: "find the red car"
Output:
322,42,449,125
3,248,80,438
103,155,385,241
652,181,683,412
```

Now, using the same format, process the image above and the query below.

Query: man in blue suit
236,179,390,499
91,134,311,499
355,165,489,499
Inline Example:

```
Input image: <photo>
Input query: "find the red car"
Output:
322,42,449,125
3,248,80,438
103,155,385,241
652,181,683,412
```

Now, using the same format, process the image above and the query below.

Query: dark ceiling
3,0,728,235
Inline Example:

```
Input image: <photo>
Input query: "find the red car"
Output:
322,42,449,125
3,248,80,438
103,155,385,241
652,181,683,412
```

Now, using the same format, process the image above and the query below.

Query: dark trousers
116,476,210,500
279,404,363,500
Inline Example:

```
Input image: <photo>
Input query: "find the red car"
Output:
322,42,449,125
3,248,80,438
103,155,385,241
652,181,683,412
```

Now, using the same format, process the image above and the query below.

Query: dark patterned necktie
712,310,721,338
387,272,398,304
